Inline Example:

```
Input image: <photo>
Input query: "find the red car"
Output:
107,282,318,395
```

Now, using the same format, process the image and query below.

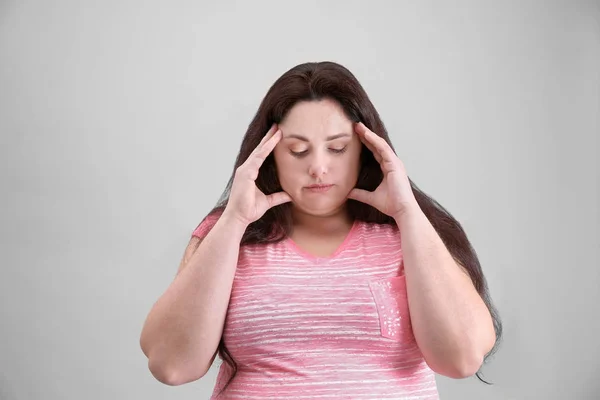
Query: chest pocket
368,275,415,342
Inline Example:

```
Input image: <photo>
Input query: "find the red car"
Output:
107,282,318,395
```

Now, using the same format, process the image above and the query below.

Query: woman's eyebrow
283,133,351,142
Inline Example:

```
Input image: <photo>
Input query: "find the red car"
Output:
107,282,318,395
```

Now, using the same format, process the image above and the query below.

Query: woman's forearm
395,205,496,378
140,212,247,385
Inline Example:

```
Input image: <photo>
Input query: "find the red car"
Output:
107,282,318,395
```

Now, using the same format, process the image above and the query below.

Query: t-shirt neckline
284,219,360,262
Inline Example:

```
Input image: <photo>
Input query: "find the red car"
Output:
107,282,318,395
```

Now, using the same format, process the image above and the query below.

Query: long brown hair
203,61,502,396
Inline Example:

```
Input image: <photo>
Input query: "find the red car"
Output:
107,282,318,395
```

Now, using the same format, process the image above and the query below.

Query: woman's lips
304,184,334,193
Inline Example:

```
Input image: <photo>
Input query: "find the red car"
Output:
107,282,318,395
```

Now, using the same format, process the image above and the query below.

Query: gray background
1,1,598,399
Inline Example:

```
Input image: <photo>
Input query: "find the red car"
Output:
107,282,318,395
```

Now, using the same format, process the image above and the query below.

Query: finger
248,124,278,160
356,122,385,152
257,129,282,160
244,124,279,164
355,122,395,163
256,123,279,149
355,123,379,154
247,129,282,169
347,188,375,206
355,124,382,163
364,140,383,164
266,191,292,208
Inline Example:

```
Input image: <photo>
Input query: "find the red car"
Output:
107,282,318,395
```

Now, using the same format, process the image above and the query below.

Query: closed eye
290,150,308,157
330,146,348,154
290,146,348,158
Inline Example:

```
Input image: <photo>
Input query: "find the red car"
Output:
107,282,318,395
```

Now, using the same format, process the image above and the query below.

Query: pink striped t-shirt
192,213,439,399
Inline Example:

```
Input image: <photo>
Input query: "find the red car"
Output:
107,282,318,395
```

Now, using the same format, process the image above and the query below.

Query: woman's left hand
348,122,419,219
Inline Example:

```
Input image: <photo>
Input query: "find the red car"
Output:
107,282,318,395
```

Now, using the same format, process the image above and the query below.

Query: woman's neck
290,206,353,236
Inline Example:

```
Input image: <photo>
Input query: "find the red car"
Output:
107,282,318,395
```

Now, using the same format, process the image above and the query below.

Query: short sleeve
192,210,223,240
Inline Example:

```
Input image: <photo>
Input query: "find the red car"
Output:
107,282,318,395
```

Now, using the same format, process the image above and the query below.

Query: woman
140,61,502,399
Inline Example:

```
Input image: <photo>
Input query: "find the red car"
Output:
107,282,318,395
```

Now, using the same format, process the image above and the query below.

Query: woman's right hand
223,124,292,227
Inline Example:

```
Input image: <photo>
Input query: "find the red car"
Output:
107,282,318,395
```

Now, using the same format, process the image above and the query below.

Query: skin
274,99,361,245
272,98,496,378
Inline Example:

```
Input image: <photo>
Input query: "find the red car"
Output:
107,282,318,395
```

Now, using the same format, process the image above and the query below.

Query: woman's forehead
279,100,354,141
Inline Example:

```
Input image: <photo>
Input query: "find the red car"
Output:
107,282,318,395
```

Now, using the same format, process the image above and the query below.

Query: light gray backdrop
1,1,598,399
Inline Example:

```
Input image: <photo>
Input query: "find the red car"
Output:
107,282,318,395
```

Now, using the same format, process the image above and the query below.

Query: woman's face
273,98,362,217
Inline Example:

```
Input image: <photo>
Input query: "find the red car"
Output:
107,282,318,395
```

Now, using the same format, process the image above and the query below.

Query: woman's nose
308,153,328,178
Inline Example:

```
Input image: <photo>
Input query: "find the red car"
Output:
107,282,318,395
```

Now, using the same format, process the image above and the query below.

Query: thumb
347,188,373,206
267,191,292,208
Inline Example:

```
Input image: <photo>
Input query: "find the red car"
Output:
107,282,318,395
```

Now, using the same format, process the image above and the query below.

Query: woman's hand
223,124,292,226
348,122,419,219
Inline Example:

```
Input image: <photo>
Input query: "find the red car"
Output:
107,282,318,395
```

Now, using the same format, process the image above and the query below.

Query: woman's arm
348,122,496,378
140,213,248,385
395,205,496,378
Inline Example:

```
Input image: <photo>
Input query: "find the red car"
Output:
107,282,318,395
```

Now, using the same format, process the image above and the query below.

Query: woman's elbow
147,357,206,386
143,345,210,386
427,351,485,379
433,330,496,378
